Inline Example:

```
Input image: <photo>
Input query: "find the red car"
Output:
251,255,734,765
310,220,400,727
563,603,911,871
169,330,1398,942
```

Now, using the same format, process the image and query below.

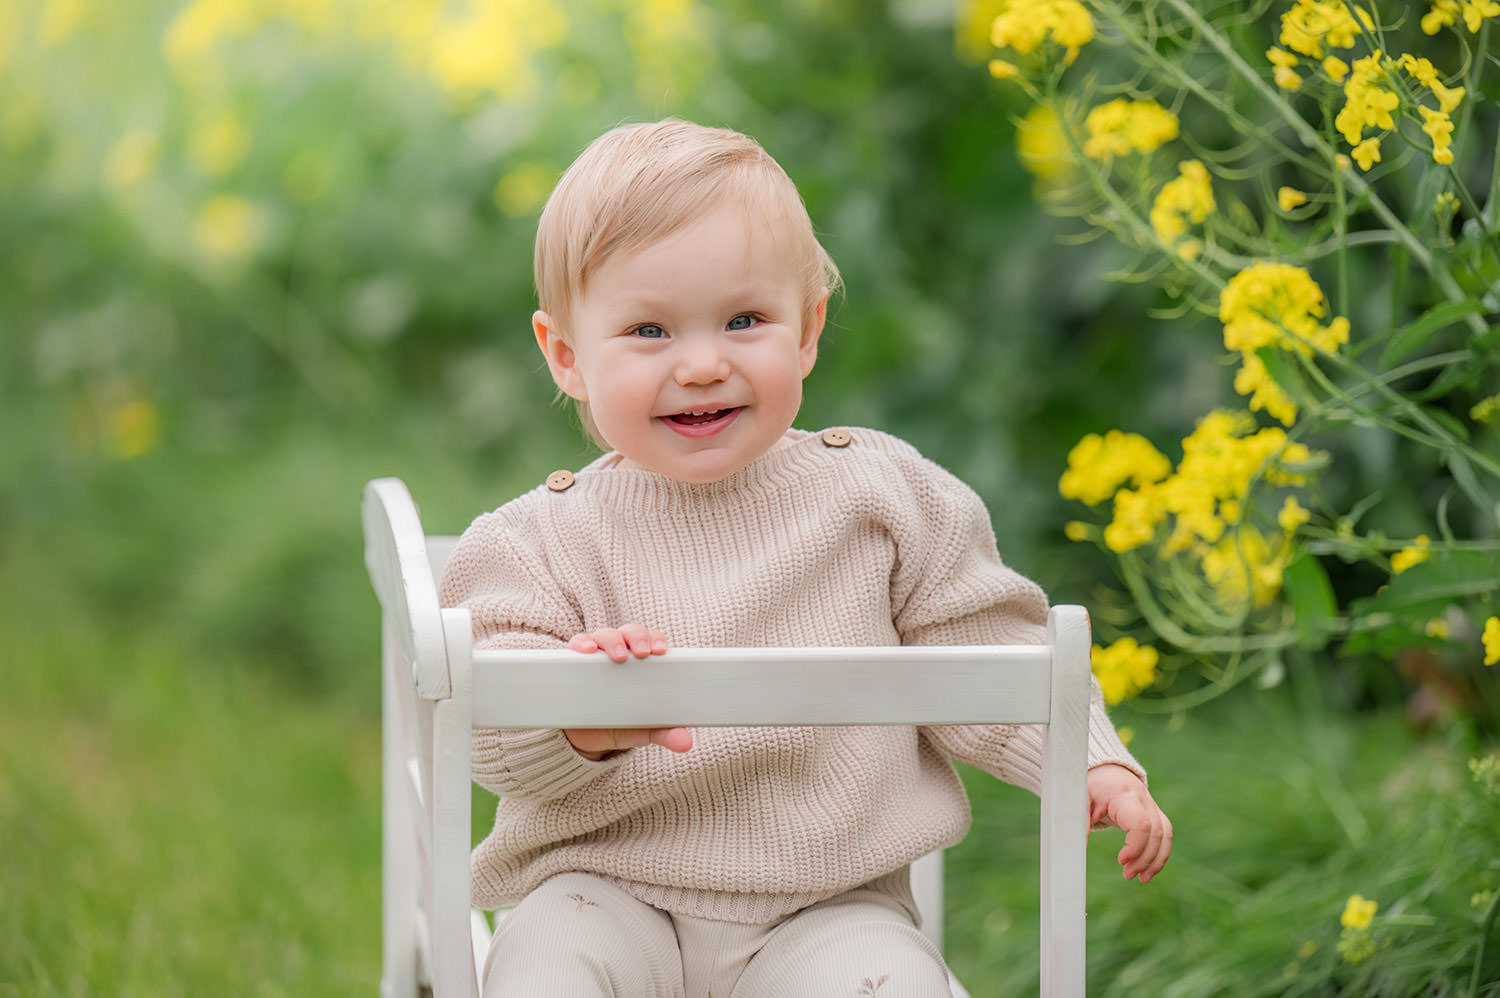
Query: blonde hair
534,119,840,445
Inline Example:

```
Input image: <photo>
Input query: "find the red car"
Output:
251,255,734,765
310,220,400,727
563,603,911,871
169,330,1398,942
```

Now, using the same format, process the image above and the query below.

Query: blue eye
727,314,754,330
633,324,666,339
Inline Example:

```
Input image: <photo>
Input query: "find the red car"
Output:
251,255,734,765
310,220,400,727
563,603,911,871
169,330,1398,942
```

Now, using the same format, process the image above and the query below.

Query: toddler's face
536,201,825,483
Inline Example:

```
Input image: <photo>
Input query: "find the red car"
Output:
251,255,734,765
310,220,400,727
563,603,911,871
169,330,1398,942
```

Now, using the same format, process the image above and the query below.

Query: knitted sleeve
439,500,628,801
883,451,1145,793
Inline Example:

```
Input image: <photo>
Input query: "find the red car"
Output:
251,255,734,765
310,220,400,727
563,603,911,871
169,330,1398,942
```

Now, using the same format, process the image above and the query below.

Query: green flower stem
1299,346,1500,483
1117,551,1301,653
1089,0,1330,178
1040,93,1227,290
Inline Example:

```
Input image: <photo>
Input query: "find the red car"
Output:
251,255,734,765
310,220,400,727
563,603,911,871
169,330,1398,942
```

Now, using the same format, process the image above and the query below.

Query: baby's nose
673,342,731,385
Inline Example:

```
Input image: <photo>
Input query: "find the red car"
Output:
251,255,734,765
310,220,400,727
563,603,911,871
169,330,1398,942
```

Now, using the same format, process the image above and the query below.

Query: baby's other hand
1087,763,1172,884
564,624,690,761
568,623,667,662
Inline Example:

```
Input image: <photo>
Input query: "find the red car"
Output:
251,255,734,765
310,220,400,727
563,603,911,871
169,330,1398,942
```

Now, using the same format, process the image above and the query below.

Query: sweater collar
576,428,838,499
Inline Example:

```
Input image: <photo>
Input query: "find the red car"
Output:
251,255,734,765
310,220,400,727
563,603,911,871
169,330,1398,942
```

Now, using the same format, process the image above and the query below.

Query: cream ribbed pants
482,872,953,997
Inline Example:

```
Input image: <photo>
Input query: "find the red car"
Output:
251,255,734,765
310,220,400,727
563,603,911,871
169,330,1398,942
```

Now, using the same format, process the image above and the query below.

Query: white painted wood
911,849,943,950
470,644,1052,728
1041,606,1090,998
367,477,1091,998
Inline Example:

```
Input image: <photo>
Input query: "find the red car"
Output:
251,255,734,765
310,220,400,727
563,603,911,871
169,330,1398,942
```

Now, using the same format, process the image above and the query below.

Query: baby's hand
1087,763,1172,883
564,624,692,761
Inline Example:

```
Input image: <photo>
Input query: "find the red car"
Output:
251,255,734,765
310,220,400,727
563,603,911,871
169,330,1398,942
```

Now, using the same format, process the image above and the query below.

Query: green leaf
1380,298,1488,370
1340,551,1498,657
1283,550,1338,650
1255,346,1307,404
1347,550,1497,620
1410,357,1480,402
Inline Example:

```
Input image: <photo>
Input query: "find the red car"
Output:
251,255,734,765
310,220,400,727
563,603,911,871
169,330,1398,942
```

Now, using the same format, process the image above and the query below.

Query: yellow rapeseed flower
1063,520,1093,542
1220,263,1351,355
989,58,1020,78
1420,107,1457,164
1083,98,1179,159
1059,429,1172,505
1267,45,1302,90
1278,496,1311,532
1200,527,1288,609
107,399,161,460
1323,55,1350,81
1335,53,1399,148
1015,105,1075,184
1091,637,1159,705
493,162,557,218
1390,535,1431,573
1104,486,1166,553
1150,159,1216,248
192,194,268,261
1341,894,1378,930
1159,411,1315,548
1278,186,1309,211
1280,0,1372,58
1234,354,1299,424
40,0,86,47
1483,616,1500,665
990,0,1094,63
189,113,250,177
1351,136,1382,171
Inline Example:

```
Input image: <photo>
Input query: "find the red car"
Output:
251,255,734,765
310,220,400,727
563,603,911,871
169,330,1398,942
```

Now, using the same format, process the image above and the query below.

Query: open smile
661,407,744,437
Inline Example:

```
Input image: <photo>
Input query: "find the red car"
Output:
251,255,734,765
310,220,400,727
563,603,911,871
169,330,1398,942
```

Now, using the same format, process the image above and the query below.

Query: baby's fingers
569,624,668,662
564,726,692,760
1118,813,1173,883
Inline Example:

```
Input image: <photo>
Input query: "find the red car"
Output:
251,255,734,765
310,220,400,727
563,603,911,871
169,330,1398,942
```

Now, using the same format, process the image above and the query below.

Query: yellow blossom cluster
1485,616,1500,666
1279,0,1372,59
1342,893,1378,930
162,0,584,104
1158,411,1315,552
1091,638,1159,705
1059,430,1171,505
1015,105,1075,184
1334,52,1399,170
1199,527,1290,610
1337,893,1379,963
1390,534,1432,573
1422,0,1500,34
1082,99,1180,159
989,0,1094,69
1329,49,1467,169
1149,159,1215,258
1399,54,1466,164
1219,263,1350,424
1060,410,1317,616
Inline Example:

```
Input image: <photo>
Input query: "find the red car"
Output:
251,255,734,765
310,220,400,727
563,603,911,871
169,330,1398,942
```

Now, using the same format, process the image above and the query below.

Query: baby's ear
533,310,588,401
799,291,829,378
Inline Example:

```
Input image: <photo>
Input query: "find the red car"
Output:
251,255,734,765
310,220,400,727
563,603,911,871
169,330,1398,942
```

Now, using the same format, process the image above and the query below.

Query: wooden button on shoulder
821,428,853,448
545,469,575,492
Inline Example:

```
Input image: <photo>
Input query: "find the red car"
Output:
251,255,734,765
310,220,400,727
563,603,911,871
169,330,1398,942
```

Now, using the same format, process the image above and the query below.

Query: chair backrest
364,476,1090,998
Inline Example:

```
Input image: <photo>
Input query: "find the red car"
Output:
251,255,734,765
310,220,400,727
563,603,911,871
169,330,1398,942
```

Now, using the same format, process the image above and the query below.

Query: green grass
3,506,1496,995
946,689,1500,997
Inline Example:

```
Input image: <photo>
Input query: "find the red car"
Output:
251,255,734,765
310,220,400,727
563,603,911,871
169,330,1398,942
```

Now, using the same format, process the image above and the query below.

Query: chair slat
470,645,1052,728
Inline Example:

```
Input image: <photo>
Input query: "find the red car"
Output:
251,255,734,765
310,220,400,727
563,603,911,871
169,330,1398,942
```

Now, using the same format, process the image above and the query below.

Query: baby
439,118,1171,998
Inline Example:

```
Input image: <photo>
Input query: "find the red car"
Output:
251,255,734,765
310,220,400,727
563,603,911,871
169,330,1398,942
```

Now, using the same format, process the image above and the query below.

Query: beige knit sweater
439,427,1143,925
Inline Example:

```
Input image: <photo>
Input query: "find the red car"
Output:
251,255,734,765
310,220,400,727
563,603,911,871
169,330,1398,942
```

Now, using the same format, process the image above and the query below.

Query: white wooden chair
364,476,1090,998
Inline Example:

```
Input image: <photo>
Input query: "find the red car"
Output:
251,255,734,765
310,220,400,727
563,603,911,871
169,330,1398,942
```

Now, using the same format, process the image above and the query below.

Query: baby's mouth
666,408,739,426
662,407,744,437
